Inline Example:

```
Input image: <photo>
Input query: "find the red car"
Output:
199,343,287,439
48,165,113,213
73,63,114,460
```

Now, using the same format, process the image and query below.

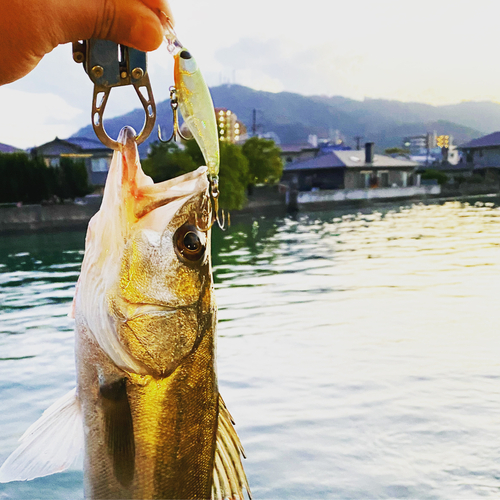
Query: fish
165,24,220,178
0,126,250,500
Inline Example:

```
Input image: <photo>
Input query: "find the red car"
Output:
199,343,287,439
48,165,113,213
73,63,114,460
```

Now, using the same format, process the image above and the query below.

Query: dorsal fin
0,389,83,483
212,395,252,500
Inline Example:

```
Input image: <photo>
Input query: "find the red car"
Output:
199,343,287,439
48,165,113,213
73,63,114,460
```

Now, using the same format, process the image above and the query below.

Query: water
1,199,500,499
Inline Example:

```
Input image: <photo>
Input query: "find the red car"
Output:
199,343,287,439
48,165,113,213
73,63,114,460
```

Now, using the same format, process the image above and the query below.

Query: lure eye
178,50,198,74
174,224,206,262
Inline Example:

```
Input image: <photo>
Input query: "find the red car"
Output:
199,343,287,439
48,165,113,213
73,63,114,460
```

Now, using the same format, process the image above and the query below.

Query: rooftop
65,137,110,151
280,144,319,154
31,136,112,155
459,132,500,149
284,150,420,171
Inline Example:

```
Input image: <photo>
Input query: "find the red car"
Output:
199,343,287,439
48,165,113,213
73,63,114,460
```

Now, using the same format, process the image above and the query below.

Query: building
280,144,320,165
280,140,350,166
403,133,437,154
215,108,247,143
459,132,500,168
404,132,461,166
282,143,421,191
31,137,113,186
456,131,500,183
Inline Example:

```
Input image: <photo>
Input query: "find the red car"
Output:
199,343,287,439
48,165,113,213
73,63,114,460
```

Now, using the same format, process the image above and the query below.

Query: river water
1,198,500,499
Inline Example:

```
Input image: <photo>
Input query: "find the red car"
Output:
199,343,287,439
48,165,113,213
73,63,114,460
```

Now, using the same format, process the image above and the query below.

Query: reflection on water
1,201,500,499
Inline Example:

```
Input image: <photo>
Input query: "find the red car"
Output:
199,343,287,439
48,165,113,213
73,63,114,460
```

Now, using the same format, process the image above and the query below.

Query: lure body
174,48,220,178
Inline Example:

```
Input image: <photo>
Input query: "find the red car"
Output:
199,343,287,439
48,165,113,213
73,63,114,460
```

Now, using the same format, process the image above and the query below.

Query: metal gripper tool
72,40,156,150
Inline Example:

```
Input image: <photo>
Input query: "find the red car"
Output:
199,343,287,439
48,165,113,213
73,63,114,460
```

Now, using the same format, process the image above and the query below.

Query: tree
183,139,205,167
56,158,91,199
142,142,197,183
421,169,448,185
241,137,283,189
183,139,249,211
385,147,410,156
218,142,249,211
0,153,90,203
143,140,249,211
0,152,54,203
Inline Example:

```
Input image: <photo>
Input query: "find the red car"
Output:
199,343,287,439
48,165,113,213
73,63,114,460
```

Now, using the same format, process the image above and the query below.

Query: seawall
1,183,499,233
295,185,441,210
0,199,101,234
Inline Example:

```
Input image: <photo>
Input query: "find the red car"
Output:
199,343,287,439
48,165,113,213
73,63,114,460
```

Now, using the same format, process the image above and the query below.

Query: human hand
0,0,173,85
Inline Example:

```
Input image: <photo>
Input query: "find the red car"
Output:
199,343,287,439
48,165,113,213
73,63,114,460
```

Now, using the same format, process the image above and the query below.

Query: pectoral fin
212,395,252,500
0,388,83,483
100,377,135,487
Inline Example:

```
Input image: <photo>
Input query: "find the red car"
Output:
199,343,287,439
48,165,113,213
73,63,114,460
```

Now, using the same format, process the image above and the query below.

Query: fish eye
174,224,206,262
180,50,192,60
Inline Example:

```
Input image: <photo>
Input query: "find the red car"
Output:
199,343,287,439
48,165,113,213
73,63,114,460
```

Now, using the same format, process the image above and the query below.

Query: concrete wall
239,185,287,214
298,185,441,204
0,202,100,233
0,185,445,232
345,169,419,190
282,169,345,191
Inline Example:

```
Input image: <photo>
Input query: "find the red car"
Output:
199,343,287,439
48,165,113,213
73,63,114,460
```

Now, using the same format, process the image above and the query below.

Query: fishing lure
162,22,220,180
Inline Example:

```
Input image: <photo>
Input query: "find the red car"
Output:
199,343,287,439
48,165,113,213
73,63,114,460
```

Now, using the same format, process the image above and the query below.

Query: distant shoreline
0,198,100,235
1,190,499,234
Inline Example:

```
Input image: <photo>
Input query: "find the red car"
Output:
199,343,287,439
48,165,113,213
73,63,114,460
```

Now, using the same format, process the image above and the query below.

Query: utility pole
426,132,430,166
354,136,364,151
252,109,262,137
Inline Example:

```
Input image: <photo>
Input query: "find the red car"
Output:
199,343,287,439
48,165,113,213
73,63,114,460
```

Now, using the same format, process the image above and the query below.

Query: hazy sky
2,0,499,148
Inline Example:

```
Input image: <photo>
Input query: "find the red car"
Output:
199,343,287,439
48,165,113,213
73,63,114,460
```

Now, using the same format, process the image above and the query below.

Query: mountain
0,142,21,153
72,84,500,154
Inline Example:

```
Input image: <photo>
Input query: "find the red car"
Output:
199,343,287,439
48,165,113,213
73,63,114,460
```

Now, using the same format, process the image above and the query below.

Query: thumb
63,0,174,52
0,0,174,85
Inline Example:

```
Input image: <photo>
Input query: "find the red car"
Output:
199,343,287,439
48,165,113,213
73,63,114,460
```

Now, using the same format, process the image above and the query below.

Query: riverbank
1,184,499,233
292,185,440,212
0,187,289,234
0,196,102,234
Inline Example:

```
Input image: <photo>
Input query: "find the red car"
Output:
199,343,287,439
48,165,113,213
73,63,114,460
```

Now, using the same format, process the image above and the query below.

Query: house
457,132,500,184
31,137,113,186
279,140,351,166
459,132,500,166
282,142,421,191
458,132,500,177
280,144,319,165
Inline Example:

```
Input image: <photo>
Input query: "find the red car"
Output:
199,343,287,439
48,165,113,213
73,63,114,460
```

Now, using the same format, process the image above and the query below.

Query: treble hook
210,176,227,230
158,86,192,143
193,176,227,231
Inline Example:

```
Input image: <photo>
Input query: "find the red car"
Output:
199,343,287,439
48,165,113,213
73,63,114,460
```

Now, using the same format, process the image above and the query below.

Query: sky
2,0,500,149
